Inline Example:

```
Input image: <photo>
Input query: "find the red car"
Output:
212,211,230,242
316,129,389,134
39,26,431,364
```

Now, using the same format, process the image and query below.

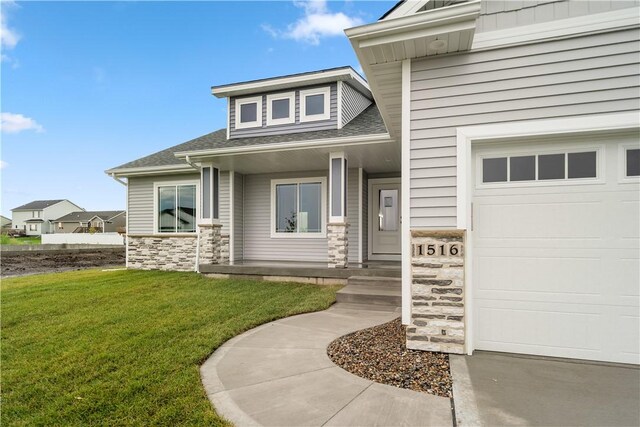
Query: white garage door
472,134,640,364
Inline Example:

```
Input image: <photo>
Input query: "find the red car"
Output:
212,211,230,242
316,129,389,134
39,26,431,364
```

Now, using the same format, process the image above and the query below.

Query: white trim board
401,58,411,326
472,6,640,50
455,111,640,356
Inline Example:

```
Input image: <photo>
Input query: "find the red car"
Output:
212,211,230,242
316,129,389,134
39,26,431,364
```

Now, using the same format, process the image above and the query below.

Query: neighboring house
53,210,126,233
11,200,84,236
0,215,11,230
107,0,640,366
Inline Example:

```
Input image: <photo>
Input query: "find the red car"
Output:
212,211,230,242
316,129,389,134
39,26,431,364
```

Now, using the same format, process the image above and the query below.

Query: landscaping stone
327,317,452,398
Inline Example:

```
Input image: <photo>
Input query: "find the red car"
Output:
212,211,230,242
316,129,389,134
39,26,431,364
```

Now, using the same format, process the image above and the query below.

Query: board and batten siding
361,171,369,262
341,83,373,127
409,28,640,228
476,0,640,33
234,172,244,261
229,83,338,139
127,173,200,234
219,172,230,234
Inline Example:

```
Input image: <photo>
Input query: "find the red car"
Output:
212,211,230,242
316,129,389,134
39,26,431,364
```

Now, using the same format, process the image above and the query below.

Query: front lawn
1,270,339,426
0,235,41,245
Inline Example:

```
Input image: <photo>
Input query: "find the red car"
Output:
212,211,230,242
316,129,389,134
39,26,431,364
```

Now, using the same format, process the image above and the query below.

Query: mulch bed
327,317,452,397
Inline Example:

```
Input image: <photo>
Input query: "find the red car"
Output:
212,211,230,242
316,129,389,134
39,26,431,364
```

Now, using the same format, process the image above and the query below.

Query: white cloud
264,0,363,45
1,113,44,134
1,1,20,65
0,160,8,170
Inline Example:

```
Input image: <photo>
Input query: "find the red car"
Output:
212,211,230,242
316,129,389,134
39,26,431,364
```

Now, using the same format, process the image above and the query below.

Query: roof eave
211,68,371,99
174,133,393,161
105,164,196,178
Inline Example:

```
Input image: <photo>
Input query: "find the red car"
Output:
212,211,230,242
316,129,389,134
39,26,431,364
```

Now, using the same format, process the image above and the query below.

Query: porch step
336,276,401,307
347,276,402,288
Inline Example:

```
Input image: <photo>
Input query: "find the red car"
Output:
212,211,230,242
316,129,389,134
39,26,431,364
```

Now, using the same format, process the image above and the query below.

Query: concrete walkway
201,303,454,426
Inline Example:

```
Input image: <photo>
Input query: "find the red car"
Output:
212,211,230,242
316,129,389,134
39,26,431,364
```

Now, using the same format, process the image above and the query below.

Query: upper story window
266,92,295,126
32,211,41,218
235,96,262,129
300,87,330,122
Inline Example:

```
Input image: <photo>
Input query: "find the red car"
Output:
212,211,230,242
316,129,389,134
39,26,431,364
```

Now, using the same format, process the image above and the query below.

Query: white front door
370,179,401,260
472,135,640,364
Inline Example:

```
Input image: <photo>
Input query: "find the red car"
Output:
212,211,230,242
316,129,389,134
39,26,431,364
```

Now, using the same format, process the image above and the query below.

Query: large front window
157,184,197,233
271,178,326,238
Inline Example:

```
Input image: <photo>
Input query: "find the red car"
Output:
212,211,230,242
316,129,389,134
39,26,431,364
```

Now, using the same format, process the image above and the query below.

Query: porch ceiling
193,138,400,175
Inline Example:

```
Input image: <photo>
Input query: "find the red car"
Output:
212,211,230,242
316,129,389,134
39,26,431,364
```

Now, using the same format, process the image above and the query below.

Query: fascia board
174,133,393,159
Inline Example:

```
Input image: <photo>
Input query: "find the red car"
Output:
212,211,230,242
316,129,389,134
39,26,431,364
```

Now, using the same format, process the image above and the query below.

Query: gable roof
107,104,387,173
55,210,125,223
12,200,66,211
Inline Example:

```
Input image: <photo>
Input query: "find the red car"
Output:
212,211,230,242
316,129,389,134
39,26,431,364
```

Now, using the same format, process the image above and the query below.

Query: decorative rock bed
327,317,452,398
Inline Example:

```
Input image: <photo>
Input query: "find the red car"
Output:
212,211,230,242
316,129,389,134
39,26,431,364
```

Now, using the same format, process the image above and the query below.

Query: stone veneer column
406,230,465,354
198,223,222,265
327,222,348,268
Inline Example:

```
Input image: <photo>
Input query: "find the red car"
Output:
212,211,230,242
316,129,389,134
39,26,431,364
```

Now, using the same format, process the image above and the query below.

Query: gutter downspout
186,155,203,273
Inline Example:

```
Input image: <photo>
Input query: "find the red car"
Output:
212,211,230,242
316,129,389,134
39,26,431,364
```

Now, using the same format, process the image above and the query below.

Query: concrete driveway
451,351,640,426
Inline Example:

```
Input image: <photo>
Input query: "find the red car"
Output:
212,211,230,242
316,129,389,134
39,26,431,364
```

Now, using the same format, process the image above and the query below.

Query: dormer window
300,87,330,122
266,92,295,126
235,96,262,129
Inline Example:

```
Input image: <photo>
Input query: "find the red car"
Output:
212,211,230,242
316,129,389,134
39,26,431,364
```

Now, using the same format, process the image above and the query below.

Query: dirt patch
327,317,452,398
1,249,125,277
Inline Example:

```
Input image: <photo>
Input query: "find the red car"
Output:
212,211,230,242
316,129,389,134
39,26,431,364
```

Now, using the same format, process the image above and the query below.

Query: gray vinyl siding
476,0,639,33
409,28,640,228
234,172,244,261
220,171,230,234
341,83,372,127
243,171,329,262
127,174,200,234
229,83,337,139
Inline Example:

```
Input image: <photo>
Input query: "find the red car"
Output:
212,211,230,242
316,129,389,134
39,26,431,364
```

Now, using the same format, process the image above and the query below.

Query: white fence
42,233,125,246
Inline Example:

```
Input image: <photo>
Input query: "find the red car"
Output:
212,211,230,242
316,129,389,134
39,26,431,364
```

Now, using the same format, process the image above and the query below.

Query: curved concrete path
201,303,453,426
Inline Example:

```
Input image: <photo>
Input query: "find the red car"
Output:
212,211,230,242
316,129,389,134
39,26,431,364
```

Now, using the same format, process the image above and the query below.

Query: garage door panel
475,253,602,299
475,302,602,354
475,199,604,240
472,137,639,364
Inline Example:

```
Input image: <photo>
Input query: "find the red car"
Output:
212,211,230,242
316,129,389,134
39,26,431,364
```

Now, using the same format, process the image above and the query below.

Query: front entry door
370,180,401,259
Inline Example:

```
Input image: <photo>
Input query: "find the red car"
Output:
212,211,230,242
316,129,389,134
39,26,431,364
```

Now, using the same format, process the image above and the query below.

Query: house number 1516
413,243,461,257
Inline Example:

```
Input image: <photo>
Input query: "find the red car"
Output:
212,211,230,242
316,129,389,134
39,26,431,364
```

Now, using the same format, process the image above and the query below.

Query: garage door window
626,148,640,177
482,150,598,184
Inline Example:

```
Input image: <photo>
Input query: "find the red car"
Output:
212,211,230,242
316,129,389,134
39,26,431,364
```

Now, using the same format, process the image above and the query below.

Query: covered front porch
178,131,402,271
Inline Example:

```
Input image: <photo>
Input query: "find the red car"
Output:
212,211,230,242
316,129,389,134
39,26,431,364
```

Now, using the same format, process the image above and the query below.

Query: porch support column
328,152,348,268
199,164,222,265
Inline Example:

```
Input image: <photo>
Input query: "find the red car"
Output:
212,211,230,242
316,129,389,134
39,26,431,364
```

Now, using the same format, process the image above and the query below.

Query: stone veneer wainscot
406,230,465,354
127,224,225,272
327,222,348,268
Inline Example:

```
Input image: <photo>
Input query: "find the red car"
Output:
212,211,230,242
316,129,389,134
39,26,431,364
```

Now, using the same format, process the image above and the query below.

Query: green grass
0,235,41,245
1,269,339,426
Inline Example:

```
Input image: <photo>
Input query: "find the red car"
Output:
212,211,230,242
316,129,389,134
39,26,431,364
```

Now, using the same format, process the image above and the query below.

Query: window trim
29,223,37,231
475,143,605,190
266,92,295,126
234,96,262,129
618,142,640,183
300,87,331,123
270,177,327,239
153,180,200,234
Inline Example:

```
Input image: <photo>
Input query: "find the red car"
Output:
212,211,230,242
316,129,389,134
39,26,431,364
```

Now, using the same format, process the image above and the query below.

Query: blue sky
0,0,395,217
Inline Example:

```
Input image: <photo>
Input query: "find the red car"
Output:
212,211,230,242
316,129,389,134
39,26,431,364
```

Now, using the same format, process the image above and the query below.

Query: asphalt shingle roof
109,105,387,171
55,210,125,222
12,200,65,211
